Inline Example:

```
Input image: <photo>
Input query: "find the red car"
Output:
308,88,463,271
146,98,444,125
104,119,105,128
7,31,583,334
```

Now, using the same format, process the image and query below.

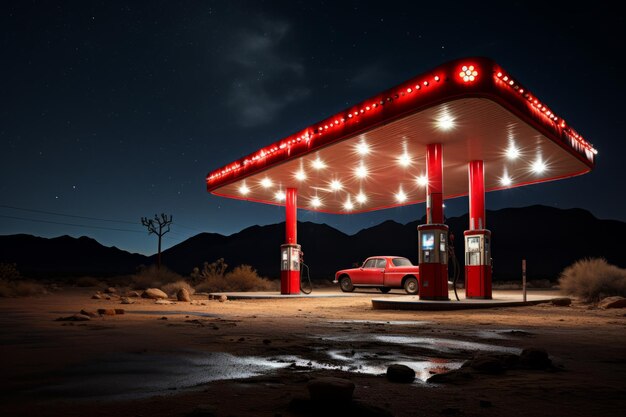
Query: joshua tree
141,213,173,268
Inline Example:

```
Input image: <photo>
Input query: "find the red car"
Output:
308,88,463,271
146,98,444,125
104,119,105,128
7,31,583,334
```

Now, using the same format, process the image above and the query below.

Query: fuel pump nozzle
299,250,313,294
448,233,461,301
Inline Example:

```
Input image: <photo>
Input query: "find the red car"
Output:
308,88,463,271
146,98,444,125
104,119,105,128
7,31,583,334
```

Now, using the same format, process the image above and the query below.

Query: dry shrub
161,280,195,297
559,258,626,302
0,280,47,297
75,276,103,287
0,263,21,281
131,265,184,289
195,262,277,293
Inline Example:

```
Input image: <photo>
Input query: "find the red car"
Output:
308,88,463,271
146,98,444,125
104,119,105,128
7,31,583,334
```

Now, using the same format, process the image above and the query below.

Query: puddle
321,334,521,354
127,310,219,318
29,351,285,401
26,333,520,401
475,329,531,340
328,319,432,326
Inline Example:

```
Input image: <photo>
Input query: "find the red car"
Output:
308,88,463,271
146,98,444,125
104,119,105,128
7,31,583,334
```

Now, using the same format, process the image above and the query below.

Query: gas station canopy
206,57,596,213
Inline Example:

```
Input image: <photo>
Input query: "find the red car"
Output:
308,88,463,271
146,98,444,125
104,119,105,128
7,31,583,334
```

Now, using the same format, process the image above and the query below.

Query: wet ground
20,320,529,402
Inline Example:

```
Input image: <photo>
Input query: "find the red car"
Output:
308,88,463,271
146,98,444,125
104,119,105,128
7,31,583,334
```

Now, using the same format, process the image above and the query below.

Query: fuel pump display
464,229,492,299
280,243,301,294
417,224,450,300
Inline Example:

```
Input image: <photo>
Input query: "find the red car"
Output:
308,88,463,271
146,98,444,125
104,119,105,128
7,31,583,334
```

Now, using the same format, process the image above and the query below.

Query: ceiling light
395,189,407,202
311,197,322,208
506,144,520,160
330,179,342,191
275,191,286,201
500,174,512,186
356,141,370,155
344,199,354,210
398,153,411,167
356,192,367,203
416,175,428,186
531,158,546,174
437,114,455,130
312,158,326,170
355,164,368,178
295,170,306,181
239,184,249,195
260,178,273,188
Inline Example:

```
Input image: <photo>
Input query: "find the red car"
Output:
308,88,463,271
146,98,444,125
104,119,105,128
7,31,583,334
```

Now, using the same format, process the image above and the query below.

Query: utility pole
141,213,173,268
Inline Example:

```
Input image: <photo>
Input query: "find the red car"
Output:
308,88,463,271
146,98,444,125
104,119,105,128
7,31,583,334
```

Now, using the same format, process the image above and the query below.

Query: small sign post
522,259,527,302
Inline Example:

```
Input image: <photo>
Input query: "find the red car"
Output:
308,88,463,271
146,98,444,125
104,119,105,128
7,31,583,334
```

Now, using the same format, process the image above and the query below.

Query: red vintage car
334,256,420,294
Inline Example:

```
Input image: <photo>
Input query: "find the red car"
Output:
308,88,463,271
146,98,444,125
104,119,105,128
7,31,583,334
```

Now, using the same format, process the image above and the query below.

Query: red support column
426,143,444,224
281,188,301,294
465,161,492,299
285,188,297,244
468,161,485,230
418,143,449,300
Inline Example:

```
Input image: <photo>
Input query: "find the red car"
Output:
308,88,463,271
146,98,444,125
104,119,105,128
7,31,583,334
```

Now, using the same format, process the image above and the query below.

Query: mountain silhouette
1,205,624,281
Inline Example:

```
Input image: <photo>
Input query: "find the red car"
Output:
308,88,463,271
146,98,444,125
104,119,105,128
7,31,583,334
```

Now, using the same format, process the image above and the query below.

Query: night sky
1,1,624,255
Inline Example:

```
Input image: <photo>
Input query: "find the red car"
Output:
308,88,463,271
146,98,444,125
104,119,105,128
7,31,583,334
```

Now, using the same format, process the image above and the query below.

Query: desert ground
1,286,625,417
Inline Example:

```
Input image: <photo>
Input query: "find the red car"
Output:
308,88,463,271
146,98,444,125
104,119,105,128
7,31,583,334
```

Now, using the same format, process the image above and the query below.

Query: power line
0,204,203,233
0,204,137,224
0,214,145,233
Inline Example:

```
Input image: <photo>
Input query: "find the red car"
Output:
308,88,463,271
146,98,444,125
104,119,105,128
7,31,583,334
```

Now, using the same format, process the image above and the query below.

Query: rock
120,297,134,304
155,299,174,305
56,314,91,321
598,296,626,309
159,316,168,320
126,290,141,298
218,294,227,302
114,308,125,315
551,297,572,306
307,377,355,404
177,288,191,302
104,287,117,294
519,348,551,369
386,364,416,382
79,309,99,318
142,288,168,299
467,355,505,374
91,293,102,299
427,369,473,384
97,308,116,316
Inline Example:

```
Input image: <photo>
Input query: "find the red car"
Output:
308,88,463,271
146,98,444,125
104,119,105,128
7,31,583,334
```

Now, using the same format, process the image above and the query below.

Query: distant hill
1,205,624,281
0,234,147,278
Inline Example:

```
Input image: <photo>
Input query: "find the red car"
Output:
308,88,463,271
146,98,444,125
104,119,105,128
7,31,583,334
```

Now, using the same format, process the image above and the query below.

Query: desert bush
131,265,184,289
162,280,195,297
190,258,228,285
75,276,103,287
194,260,277,293
0,263,21,281
559,258,626,302
0,279,47,297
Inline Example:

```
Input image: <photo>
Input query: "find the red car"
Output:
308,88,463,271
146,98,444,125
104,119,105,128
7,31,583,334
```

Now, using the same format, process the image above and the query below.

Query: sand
1,287,625,417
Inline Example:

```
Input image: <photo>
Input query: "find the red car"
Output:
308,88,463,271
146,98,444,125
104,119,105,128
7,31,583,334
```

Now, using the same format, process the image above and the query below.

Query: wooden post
522,259,527,302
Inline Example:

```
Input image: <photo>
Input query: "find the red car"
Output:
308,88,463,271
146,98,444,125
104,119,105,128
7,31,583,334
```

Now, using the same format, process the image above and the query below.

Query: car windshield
392,257,413,266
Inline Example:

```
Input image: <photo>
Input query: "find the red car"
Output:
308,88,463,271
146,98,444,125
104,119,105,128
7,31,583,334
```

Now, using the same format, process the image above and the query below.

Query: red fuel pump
417,224,450,300
464,229,492,299
280,243,301,294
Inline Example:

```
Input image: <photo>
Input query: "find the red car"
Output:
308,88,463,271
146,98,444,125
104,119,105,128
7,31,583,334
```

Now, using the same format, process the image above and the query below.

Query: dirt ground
1,287,625,417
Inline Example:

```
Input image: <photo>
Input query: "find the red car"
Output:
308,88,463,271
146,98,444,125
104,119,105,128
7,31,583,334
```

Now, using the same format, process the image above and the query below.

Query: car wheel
379,287,391,294
403,277,418,295
339,276,354,292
